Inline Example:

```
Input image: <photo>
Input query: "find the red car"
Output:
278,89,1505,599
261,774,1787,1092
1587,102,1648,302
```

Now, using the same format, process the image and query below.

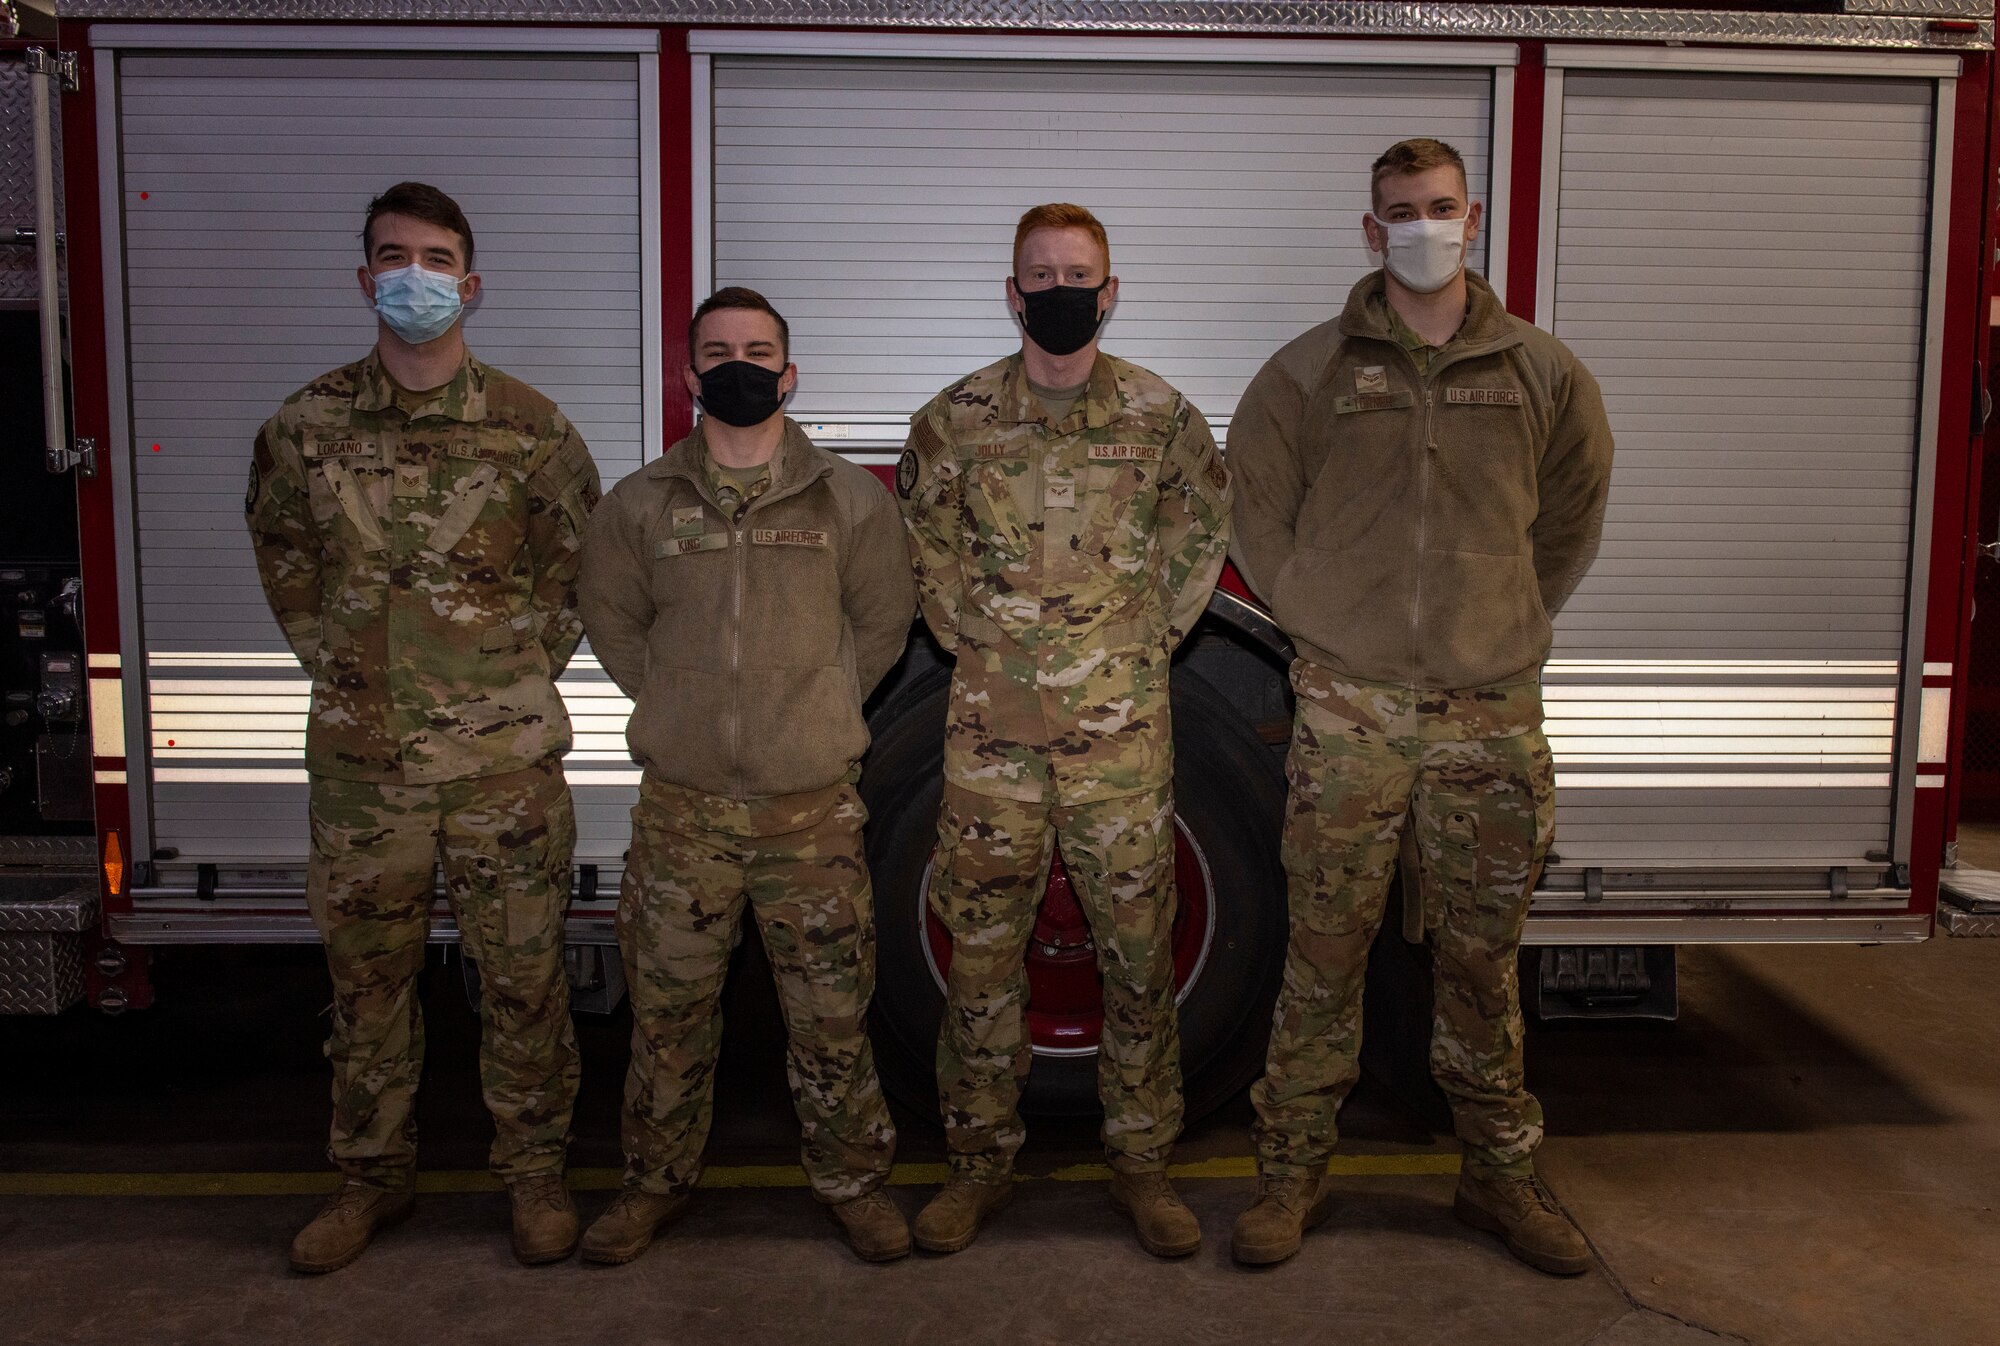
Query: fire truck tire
861,665,1288,1125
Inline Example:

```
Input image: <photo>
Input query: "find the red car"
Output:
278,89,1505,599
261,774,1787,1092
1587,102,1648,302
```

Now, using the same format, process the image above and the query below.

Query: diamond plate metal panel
1939,905,2000,937
0,932,86,1013
0,835,94,866
0,55,64,306
1844,0,1987,17
56,1,1996,51
0,878,98,932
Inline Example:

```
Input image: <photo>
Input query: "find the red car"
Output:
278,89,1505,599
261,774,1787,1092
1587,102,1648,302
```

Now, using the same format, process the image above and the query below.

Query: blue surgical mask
371,262,466,344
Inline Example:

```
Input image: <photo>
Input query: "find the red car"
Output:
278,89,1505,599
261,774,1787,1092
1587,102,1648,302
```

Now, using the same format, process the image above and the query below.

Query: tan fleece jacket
577,419,916,799
1227,271,1614,690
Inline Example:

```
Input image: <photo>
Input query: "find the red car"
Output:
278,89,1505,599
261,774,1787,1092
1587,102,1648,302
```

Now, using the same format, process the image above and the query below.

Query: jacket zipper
1392,337,1509,688
1413,381,1434,686
667,437,834,802
729,521,746,801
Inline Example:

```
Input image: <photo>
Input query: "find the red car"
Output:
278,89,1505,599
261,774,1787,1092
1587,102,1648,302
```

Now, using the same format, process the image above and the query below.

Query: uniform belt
954,610,1160,650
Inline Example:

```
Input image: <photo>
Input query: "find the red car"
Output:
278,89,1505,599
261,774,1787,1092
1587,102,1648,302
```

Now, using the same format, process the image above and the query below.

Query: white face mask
1369,215,1469,294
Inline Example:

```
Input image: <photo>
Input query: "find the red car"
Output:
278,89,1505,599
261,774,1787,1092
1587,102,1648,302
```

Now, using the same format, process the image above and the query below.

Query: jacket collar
650,416,832,503
351,347,487,423
992,351,1119,431
1336,269,1520,357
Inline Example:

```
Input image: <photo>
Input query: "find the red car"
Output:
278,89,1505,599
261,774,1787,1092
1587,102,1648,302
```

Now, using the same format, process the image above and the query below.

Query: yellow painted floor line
0,1153,1458,1199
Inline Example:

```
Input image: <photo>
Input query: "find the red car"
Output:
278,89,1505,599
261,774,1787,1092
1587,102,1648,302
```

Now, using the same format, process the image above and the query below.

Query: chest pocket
1077,442,1163,560
430,439,531,560
302,439,389,554
965,445,1034,561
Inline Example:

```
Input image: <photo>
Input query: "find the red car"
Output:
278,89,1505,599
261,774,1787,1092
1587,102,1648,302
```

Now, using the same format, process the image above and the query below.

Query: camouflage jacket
245,349,601,784
897,351,1232,805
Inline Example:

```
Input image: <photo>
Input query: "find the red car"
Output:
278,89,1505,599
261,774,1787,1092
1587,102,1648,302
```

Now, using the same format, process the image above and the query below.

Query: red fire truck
2,0,1992,1119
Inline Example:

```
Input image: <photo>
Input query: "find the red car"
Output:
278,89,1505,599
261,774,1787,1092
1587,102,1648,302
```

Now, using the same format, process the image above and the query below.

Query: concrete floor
5,912,1999,1346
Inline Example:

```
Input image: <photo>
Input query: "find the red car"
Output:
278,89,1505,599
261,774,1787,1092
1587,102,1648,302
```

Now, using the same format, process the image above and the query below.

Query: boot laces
514,1175,570,1213
1256,1174,1312,1209
1495,1174,1562,1218
323,1181,388,1216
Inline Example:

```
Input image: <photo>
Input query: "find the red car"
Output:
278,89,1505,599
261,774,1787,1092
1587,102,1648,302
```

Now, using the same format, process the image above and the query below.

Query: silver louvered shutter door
1545,71,1932,871
709,57,1493,445
120,51,646,864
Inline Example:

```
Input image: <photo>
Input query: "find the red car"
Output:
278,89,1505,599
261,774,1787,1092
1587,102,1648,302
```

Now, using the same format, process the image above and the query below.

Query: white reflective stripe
1919,686,1953,763
1923,661,1953,678
1917,775,1946,789
87,652,122,670
93,769,127,784
1559,771,1892,790
90,678,127,758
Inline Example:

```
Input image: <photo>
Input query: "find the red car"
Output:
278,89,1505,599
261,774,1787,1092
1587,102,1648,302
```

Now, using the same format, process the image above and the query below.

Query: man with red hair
896,203,1232,1257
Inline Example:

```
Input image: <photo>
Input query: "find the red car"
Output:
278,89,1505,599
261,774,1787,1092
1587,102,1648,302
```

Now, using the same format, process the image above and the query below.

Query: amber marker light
102,830,125,897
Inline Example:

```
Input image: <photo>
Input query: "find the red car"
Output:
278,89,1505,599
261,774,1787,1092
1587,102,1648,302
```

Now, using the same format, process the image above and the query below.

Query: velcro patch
656,533,726,557
913,416,948,463
447,440,527,462
1354,366,1390,396
302,437,371,459
1088,443,1163,462
671,506,705,538
1331,391,1415,415
1446,387,1524,406
1204,457,1229,496
975,443,1018,459
751,528,829,548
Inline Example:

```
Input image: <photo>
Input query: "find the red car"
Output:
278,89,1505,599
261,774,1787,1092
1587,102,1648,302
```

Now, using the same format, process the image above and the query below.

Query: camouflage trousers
306,758,579,1188
932,781,1183,1180
616,777,896,1203
1252,667,1555,1182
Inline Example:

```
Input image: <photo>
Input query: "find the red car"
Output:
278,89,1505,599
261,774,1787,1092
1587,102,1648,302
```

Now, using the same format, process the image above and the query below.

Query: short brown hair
1370,139,1468,209
1012,203,1110,273
362,182,475,268
689,286,790,363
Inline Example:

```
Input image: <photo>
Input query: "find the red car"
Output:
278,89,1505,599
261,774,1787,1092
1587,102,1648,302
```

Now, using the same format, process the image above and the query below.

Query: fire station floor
9,863,2000,1346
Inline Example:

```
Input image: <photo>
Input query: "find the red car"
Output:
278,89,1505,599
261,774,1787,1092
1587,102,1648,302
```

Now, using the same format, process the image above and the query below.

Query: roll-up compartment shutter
119,51,649,866
710,56,1494,446
1543,70,1933,885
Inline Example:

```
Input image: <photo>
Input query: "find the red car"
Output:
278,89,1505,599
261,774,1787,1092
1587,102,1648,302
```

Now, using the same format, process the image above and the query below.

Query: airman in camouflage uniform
898,205,1231,1257
1226,141,1613,1273
576,288,917,1264
246,183,600,1273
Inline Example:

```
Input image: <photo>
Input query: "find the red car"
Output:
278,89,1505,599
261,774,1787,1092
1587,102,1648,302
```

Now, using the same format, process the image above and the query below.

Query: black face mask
1014,281,1107,357
696,359,786,428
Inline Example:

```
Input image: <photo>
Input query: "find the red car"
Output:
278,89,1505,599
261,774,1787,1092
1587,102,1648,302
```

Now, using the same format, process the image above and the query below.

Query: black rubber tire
860,665,1289,1124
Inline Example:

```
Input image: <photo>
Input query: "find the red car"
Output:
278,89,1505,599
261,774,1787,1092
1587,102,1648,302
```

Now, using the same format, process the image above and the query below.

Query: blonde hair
1012,203,1110,273
1370,138,1468,209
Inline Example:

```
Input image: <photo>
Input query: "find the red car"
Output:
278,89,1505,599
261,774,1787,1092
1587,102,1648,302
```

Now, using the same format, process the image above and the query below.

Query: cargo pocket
1423,797,1483,926
514,781,576,949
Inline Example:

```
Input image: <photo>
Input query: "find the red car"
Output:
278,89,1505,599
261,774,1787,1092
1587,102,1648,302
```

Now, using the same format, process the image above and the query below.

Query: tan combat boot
508,1173,579,1266
1452,1170,1592,1276
580,1189,690,1266
913,1178,1013,1254
1109,1169,1201,1258
1230,1174,1334,1266
828,1190,912,1262
288,1180,415,1274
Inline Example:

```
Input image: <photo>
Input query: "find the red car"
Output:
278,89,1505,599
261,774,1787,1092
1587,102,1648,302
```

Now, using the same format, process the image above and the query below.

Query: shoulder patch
912,415,947,464
896,449,919,499
245,460,261,514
